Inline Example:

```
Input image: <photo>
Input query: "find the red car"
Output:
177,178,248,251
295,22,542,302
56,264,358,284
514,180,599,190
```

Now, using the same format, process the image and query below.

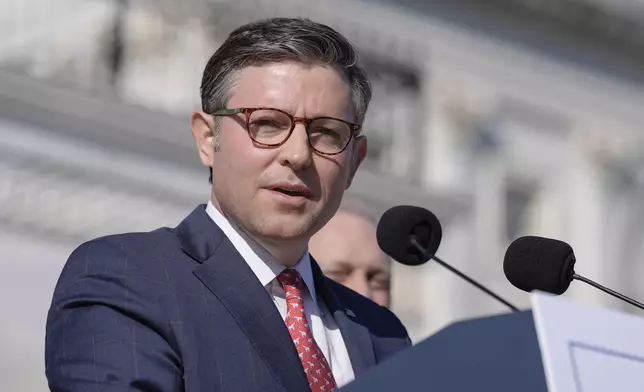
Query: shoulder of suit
53,229,182,337
79,227,177,252
64,227,181,272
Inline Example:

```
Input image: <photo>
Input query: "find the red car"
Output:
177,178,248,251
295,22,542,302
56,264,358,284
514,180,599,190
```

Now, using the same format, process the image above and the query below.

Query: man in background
310,198,391,308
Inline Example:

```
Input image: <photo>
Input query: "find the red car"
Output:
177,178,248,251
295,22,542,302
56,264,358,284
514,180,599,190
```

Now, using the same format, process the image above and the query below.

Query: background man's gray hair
336,195,378,226
331,195,392,266
200,17,372,183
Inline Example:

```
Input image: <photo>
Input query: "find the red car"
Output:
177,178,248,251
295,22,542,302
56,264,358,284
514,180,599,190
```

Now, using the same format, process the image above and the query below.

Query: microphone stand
410,237,520,312
574,274,644,311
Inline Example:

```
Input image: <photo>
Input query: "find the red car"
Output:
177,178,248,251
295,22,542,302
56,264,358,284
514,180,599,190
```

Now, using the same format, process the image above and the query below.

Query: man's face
309,211,391,307
192,62,367,251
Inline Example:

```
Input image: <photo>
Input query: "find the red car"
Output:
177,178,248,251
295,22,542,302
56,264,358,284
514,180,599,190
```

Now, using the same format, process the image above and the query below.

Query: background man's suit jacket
45,205,411,392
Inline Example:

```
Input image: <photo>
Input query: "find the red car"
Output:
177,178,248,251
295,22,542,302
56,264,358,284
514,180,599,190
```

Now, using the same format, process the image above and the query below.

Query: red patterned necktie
277,269,337,392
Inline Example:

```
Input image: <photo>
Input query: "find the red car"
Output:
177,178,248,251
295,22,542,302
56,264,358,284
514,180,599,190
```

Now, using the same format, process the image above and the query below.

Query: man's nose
277,123,313,170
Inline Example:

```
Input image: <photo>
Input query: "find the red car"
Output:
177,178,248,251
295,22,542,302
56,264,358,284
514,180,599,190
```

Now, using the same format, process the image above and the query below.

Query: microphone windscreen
376,205,442,266
503,236,576,295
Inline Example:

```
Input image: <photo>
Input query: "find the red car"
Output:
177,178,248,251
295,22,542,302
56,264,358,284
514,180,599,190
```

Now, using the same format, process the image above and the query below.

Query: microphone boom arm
410,237,520,312
574,274,644,311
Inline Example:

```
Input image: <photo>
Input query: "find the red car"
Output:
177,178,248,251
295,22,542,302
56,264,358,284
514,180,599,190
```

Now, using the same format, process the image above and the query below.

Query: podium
340,291,644,392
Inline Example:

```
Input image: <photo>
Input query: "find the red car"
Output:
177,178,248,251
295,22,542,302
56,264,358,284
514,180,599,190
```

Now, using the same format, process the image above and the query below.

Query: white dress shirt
205,202,355,387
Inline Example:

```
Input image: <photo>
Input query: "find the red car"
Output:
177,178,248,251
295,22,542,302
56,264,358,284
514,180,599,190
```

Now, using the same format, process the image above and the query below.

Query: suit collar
178,205,376,383
204,202,319,306
178,205,308,390
176,204,224,263
190,225,310,391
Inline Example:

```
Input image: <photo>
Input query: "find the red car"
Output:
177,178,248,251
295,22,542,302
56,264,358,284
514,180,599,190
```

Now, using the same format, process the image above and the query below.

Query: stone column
388,93,417,179
465,123,506,316
419,71,462,191
566,130,611,308
596,158,644,314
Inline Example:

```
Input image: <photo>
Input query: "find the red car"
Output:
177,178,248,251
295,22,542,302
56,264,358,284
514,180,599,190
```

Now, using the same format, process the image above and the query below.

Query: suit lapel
311,259,376,376
177,206,309,392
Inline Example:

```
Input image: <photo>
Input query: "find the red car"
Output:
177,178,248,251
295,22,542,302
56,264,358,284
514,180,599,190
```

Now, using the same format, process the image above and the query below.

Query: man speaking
45,17,410,392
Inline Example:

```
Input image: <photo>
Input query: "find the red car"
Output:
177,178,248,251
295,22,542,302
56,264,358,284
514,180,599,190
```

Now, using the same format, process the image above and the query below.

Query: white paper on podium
531,291,644,392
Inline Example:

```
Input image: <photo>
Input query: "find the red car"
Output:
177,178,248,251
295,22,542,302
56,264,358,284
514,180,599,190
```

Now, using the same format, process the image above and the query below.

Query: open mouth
272,188,309,198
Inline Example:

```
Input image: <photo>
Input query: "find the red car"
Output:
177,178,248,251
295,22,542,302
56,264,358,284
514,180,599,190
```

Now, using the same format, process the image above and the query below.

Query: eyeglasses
211,107,361,155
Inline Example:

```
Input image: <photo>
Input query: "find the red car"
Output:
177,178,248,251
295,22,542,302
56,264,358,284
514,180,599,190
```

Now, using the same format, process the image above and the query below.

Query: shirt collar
205,201,318,304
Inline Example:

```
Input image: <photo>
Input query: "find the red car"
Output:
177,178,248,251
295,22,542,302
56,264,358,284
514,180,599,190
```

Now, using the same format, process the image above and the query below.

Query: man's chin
258,217,316,241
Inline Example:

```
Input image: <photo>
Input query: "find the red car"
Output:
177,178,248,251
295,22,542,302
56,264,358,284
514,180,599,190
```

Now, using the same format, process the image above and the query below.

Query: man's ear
191,111,215,169
345,135,367,190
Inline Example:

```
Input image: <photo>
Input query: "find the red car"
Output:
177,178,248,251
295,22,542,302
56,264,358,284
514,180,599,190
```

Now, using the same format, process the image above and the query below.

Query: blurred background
3,0,644,390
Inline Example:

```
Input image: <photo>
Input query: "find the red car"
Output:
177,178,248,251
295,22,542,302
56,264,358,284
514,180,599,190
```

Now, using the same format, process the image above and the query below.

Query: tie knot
277,269,303,289
277,270,306,302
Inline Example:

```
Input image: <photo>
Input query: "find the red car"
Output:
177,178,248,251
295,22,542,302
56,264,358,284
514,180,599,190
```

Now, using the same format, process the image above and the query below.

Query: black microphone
504,236,644,311
377,205,519,312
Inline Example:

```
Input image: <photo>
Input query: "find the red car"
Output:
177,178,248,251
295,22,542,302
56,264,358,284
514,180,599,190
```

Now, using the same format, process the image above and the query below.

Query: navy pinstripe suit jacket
45,205,411,392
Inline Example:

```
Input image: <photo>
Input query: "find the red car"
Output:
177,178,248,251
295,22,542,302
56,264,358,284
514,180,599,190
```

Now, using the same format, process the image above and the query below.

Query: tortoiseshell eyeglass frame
211,107,362,156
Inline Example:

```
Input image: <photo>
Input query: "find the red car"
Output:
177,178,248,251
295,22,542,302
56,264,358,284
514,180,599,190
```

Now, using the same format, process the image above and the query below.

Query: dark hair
200,17,372,183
